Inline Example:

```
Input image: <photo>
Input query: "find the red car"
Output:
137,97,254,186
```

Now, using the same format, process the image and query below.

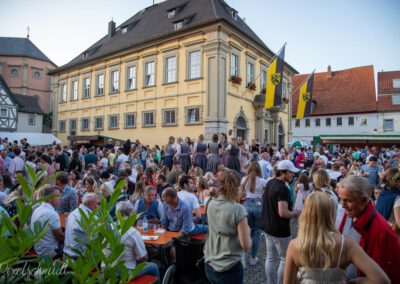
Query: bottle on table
143,215,148,234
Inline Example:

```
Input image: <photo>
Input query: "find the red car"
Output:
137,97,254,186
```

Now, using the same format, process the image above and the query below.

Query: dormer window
231,9,238,20
174,21,183,30
121,26,128,34
168,9,176,18
82,52,89,59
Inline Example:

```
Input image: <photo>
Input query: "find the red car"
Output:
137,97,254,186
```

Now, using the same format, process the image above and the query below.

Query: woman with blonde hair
196,177,209,205
240,161,267,266
284,192,389,284
312,169,338,205
348,163,361,176
204,169,251,284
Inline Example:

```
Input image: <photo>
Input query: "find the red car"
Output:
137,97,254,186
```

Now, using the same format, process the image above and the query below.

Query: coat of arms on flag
302,92,311,102
271,73,281,85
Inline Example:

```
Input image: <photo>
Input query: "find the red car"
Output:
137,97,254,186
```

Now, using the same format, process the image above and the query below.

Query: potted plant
230,75,242,85
247,82,256,91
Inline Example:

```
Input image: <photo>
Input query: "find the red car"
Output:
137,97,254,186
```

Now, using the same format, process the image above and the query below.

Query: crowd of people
0,135,399,283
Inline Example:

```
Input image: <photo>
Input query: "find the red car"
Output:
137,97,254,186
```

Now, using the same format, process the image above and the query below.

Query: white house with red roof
290,65,380,145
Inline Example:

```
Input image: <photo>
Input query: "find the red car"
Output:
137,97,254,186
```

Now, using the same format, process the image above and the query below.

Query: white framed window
71,80,78,101
305,119,310,127
315,118,320,127
230,53,239,77
144,61,155,87
96,74,104,96
188,51,201,79
392,94,400,105
124,113,136,128
168,9,176,18
326,118,331,126
337,117,342,126
165,56,177,83
174,21,183,30
110,70,119,93
108,115,119,129
143,111,155,127
393,79,400,88
247,61,255,85
59,120,66,132
81,118,90,131
28,114,36,125
261,65,267,90
295,119,300,127
348,116,354,126
94,116,104,130
186,106,201,124
162,109,177,126
83,77,90,98
360,118,368,126
383,119,394,132
126,66,136,90
0,108,8,117
60,83,67,102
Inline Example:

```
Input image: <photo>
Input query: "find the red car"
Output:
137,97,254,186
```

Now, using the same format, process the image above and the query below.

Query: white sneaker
249,256,258,266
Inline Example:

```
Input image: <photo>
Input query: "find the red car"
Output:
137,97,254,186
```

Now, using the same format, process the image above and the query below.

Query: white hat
277,160,299,173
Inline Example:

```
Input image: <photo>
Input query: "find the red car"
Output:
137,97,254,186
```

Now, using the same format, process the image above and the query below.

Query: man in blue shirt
161,187,207,236
55,172,78,214
361,156,381,189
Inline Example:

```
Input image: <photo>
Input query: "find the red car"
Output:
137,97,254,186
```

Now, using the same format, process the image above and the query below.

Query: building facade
377,70,400,133
0,37,57,114
0,75,44,133
291,65,378,144
49,0,297,146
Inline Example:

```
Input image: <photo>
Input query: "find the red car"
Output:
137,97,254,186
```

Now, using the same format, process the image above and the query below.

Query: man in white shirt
259,152,273,179
63,193,99,259
9,147,25,184
31,185,64,258
177,175,201,221
116,149,128,174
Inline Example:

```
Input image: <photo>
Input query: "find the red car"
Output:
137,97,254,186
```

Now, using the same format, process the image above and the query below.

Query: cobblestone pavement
243,220,299,284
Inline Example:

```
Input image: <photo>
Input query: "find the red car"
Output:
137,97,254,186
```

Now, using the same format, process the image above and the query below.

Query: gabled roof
377,70,400,95
0,37,55,65
12,93,44,114
291,65,377,117
50,0,297,74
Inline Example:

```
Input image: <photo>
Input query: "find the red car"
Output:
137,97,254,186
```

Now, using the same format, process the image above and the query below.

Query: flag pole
290,69,316,97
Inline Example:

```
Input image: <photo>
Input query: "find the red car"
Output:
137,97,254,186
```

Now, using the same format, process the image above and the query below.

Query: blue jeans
205,261,243,284
188,224,208,236
264,234,291,284
244,198,262,257
134,262,160,284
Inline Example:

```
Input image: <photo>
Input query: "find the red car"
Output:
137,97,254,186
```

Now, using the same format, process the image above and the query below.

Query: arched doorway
235,116,247,140
278,124,285,148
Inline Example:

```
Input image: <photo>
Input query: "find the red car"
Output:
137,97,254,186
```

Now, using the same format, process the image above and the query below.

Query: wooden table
200,204,205,215
135,227,182,246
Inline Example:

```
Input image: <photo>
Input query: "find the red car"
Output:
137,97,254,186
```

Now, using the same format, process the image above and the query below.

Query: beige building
50,0,297,147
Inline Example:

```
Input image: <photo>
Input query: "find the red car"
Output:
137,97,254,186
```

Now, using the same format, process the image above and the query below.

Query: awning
319,134,400,144
0,132,62,146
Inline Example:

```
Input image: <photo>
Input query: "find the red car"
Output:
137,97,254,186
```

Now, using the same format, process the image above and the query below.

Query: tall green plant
0,166,144,283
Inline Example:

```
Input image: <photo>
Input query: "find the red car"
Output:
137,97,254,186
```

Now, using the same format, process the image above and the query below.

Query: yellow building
50,0,298,147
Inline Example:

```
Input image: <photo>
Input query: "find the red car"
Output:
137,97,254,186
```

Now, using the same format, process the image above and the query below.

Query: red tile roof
377,70,400,94
291,65,376,117
377,95,400,111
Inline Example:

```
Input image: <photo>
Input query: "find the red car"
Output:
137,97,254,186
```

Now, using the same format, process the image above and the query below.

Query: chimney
327,65,332,79
108,20,116,38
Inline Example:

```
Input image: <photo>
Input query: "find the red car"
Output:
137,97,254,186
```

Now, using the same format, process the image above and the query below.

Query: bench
127,274,158,284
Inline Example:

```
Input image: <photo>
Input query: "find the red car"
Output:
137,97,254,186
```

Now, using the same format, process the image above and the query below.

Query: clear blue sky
1,0,399,74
